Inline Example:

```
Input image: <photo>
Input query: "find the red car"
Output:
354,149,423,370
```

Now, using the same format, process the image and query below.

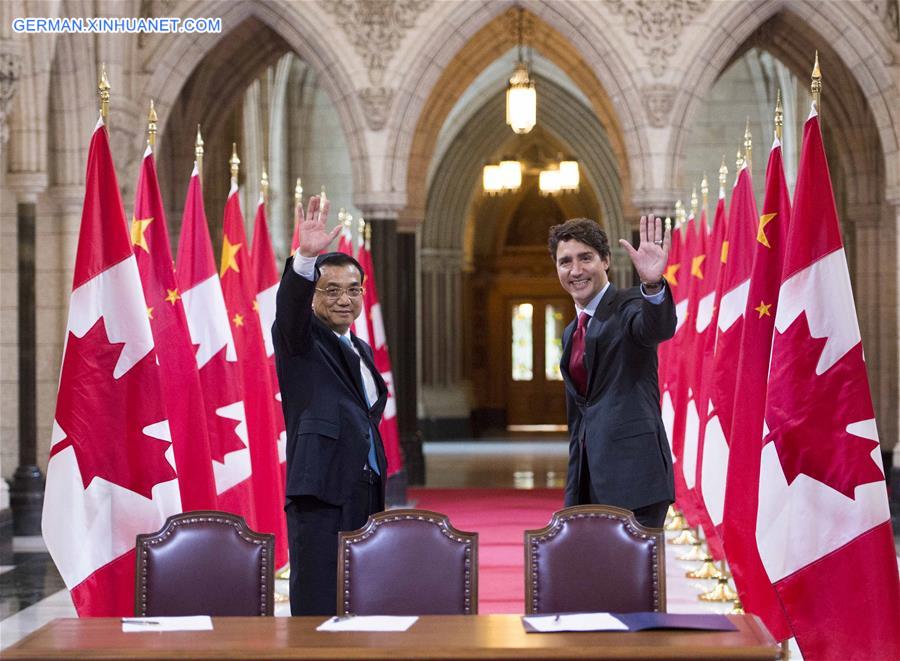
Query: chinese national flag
42,119,182,616
355,230,404,476
691,190,729,559
720,138,792,640
757,106,900,660
695,162,757,547
249,194,287,470
220,183,288,567
176,165,256,524
132,146,217,511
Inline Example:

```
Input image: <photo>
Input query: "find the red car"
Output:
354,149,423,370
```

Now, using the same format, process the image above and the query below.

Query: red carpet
407,488,564,614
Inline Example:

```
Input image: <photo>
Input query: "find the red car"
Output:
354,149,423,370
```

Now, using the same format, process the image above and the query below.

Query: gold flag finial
364,219,372,249
358,215,366,244
718,156,728,195
260,169,269,201
229,143,240,182
337,208,347,227
664,217,672,233
811,50,822,112
674,199,685,227
195,125,204,178
743,118,752,169
701,174,709,211
294,178,303,209
147,99,158,148
735,145,744,175
98,63,110,124
320,185,327,204
774,89,784,141
690,186,698,217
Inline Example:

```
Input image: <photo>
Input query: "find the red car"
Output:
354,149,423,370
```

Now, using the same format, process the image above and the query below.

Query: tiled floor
3,437,894,658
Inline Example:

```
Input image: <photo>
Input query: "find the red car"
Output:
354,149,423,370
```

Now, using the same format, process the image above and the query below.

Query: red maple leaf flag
249,193,287,470
720,138,792,640
42,119,182,616
220,180,288,568
175,164,256,524
695,160,757,545
658,222,684,447
355,226,404,476
758,106,900,660
132,146,217,511
691,190,729,559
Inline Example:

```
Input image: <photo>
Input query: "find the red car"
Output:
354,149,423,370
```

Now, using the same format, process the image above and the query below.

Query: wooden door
506,296,574,428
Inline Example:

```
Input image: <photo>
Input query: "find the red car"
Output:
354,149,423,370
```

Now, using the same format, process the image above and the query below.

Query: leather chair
135,510,274,616
337,509,478,615
525,504,665,614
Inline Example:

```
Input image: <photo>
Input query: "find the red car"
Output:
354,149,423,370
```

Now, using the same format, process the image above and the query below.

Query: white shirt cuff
640,284,666,305
292,254,317,281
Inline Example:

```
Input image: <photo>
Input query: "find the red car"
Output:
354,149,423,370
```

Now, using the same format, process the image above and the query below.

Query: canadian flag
175,165,256,524
658,223,684,457
220,180,289,568
697,161,757,545
42,119,182,616
249,193,287,468
757,106,900,659
132,145,218,511
355,226,403,476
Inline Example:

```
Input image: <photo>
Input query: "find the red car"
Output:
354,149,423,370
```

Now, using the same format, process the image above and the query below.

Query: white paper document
121,616,214,632
522,613,628,632
316,615,419,632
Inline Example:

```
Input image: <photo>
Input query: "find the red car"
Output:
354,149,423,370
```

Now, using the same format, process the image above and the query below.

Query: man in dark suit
550,216,676,529
273,195,387,615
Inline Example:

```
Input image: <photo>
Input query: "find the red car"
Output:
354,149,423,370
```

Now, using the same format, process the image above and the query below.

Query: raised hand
296,195,339,258
618,214,670,285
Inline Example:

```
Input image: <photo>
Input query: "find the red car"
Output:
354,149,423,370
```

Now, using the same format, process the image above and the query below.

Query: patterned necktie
568,312,589,396
340,335,381,475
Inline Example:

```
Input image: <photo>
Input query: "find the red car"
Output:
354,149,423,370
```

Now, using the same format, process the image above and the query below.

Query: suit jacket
561,283,677,510
273,258,388,507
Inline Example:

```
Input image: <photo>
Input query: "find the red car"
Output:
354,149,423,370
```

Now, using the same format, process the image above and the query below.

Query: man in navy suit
550,216,676,529
273,196,387,615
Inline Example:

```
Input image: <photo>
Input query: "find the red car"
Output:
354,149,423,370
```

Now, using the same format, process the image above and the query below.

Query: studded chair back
135,510,274,616
525,504,665,614
337,509,478,615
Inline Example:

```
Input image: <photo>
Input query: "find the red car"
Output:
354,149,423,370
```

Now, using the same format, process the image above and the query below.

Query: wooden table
3,614,781,659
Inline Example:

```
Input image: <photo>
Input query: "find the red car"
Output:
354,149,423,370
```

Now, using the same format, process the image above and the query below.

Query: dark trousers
285,468,381,615
576,441,670,529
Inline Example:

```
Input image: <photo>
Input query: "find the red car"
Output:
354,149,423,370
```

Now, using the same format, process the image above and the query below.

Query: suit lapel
583,284,616,395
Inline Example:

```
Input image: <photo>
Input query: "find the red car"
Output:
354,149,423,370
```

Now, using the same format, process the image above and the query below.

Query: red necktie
568,312,589,396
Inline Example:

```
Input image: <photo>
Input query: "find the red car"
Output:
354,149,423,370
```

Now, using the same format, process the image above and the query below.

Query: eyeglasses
315,286,365,301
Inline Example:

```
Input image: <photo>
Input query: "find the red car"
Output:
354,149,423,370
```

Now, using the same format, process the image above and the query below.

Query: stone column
365,215,419,496
7,174,48,535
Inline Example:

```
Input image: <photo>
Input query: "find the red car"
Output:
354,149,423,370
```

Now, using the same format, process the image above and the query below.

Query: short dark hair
314,251,365,284
547,218,610,262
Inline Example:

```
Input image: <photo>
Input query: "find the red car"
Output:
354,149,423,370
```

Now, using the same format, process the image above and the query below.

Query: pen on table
554,615,561,622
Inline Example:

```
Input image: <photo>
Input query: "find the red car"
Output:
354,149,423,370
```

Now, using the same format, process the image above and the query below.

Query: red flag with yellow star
249,193,287,474
220,182,288,567
176,164,257,525
42,118,181,616
132,146,217,511
718,137,793,641
756,106,899,660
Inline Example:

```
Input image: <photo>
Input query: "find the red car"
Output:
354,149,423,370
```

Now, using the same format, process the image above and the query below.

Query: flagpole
147,100,157,149
230,143,240,187
195,126,204,180
690,185,698,219
294,177,303,211
774,89,783,142
811,50,821,115
743,118,752,171
260,169,268,205
98,63,110,125
719,156,728,197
